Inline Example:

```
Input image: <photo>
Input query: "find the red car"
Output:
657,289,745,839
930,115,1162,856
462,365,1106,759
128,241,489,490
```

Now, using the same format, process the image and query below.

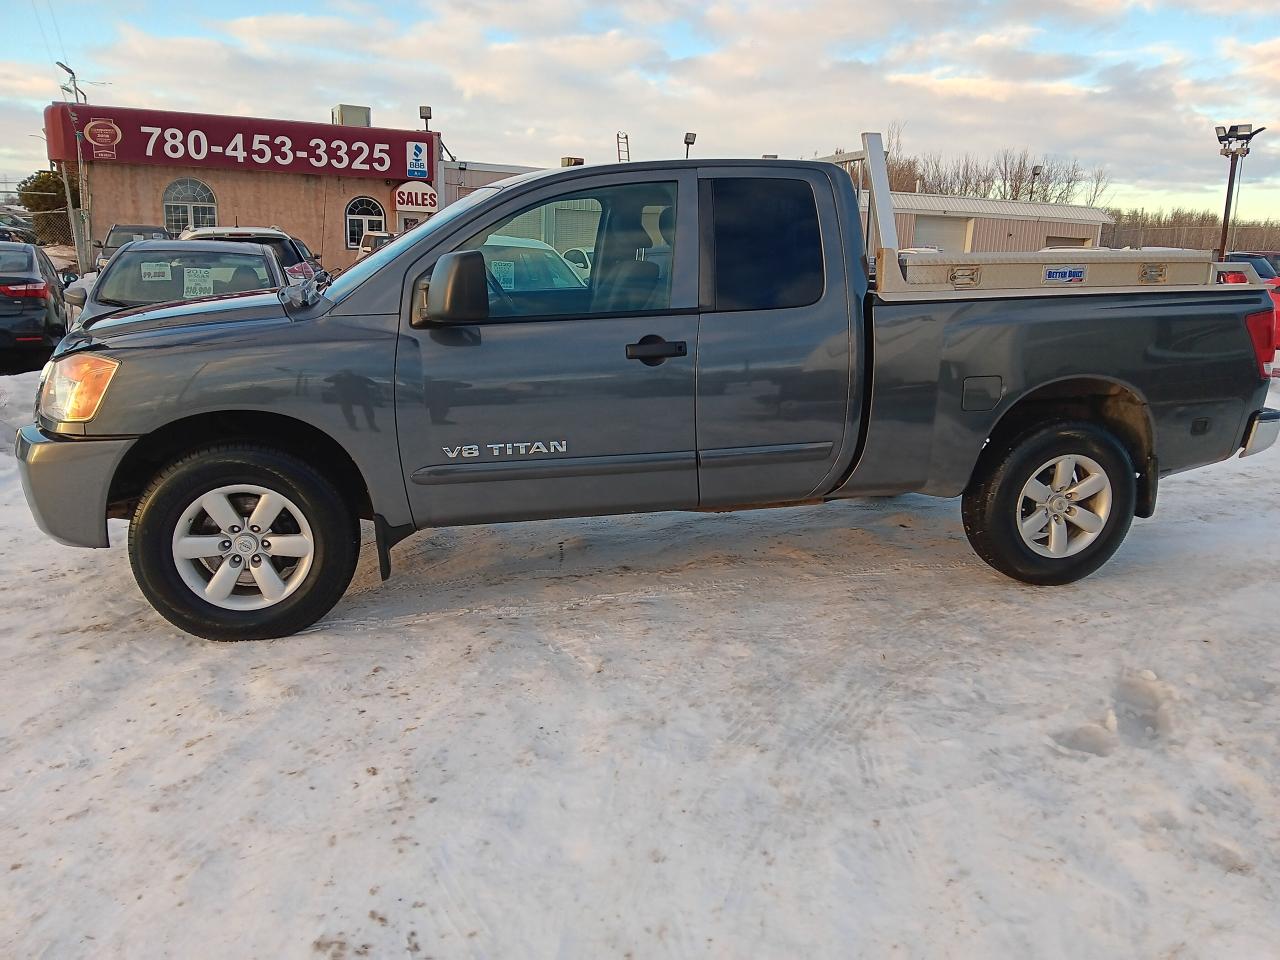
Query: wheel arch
973,375,1156,516
108,410,375,522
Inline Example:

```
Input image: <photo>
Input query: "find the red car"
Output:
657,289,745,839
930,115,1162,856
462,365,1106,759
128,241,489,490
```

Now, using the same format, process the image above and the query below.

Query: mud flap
1135,454,1158,519
373,514,415,582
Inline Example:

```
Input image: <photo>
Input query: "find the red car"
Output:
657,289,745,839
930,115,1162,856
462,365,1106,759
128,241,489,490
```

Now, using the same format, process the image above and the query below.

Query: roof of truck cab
484,158,840,192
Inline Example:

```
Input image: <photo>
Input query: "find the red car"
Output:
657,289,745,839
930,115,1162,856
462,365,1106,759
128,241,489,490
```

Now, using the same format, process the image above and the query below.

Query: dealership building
44,102,531,270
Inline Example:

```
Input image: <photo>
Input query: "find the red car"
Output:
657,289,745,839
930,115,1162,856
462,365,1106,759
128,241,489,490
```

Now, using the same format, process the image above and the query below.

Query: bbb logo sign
406,141,429,179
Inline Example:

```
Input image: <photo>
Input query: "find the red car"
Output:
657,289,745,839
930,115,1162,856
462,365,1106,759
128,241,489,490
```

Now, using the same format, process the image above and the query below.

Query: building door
394,170,700,528
912,214,970,252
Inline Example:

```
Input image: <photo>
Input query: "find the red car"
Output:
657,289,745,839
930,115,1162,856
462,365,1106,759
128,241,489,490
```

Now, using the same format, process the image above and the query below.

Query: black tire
129,444,359,641
962,421,1136,585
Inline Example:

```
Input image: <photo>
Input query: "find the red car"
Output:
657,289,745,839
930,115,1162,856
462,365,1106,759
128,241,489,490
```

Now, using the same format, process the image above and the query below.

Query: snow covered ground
2,370,1278,959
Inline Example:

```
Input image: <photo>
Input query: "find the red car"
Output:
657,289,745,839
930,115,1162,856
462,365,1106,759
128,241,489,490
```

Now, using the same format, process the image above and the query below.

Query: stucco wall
85,163,403,270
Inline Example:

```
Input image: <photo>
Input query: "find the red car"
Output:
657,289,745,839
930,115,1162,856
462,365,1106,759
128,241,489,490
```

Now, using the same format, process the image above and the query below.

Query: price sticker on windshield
491,260,515,291
183,268,213,297
140,262,171,282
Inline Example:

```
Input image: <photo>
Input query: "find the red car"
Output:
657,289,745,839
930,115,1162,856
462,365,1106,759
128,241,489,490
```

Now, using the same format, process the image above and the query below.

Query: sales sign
45,102,438,183
395,182,438,214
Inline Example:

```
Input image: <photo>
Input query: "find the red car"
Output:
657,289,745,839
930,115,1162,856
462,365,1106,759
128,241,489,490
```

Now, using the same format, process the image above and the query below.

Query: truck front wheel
962,421,1136,585
128,444,360,640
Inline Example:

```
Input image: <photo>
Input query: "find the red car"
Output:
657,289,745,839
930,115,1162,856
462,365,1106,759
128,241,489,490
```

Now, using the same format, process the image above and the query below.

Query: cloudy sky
3,0,1277,215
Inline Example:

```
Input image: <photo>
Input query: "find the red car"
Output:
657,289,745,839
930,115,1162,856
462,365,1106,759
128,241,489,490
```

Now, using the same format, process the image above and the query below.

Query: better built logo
406,141,429,179
1043,265,1086,285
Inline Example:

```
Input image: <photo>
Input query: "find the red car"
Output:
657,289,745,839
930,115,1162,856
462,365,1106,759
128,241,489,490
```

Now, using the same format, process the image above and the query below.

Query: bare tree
1081,165,1112,207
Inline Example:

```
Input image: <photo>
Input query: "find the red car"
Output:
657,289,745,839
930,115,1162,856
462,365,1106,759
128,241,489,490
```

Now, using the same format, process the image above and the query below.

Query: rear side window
711,178,823,311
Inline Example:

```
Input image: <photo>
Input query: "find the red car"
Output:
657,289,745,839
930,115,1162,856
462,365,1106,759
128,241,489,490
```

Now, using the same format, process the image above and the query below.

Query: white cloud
0,0,1276,215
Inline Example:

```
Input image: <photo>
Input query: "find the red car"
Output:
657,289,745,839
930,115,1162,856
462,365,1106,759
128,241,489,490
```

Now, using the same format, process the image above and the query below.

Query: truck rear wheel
128,444,359,640
962,421,1136,585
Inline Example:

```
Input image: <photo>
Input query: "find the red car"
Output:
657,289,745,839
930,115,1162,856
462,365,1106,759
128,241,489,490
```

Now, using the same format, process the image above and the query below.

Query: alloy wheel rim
171,484,315,611
1016,454,1112,559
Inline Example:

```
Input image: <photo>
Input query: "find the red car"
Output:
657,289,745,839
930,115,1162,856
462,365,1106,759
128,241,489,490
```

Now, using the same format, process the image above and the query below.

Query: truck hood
62,290,289,347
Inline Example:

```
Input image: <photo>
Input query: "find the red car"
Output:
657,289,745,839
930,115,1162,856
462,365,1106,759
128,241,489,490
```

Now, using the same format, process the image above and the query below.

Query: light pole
55,61,85,103
1029,164,1043,201
1215,123,1264,261
684,132,696,159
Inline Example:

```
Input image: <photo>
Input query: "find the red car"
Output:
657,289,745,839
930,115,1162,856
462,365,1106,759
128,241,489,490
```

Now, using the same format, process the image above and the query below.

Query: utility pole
1214,123,1264,261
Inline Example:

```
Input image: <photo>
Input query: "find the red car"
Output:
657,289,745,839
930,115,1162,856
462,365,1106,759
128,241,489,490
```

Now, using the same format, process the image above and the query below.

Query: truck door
395,171,700,527
695,170,853,506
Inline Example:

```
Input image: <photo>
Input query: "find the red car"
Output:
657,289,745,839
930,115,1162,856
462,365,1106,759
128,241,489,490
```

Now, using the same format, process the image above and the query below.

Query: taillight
0,281,48,298
285,263,312,278
1245,309,1276,378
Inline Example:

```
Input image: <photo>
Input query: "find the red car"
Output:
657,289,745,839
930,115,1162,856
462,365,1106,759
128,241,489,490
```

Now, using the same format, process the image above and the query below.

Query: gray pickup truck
15,132,1279,640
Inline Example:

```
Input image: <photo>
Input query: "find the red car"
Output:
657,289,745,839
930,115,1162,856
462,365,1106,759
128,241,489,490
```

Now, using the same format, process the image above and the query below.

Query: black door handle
626,335,687,366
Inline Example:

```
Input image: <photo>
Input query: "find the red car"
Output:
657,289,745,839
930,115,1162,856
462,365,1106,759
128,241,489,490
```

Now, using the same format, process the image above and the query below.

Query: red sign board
44,102,437,182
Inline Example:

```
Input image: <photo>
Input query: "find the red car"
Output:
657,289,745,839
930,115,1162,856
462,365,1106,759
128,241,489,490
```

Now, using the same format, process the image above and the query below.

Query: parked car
0,211,39,244
0,211,34,230
94,224,170,271
470,235,586,292
563,246,594,281
357,231,395,260
179,225,322,283
14,135,1278,641
64,239,287,327
1229,250,1280,274
1222,254,1280,367
0,241,69,358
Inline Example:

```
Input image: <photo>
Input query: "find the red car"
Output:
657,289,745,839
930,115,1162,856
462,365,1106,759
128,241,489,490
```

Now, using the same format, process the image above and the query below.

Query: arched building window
163,178,217,235
345,196,385,248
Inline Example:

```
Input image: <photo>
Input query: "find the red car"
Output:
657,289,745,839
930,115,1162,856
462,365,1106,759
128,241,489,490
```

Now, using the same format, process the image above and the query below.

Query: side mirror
92,239,103,249
417,250,489,327
64,287,87,308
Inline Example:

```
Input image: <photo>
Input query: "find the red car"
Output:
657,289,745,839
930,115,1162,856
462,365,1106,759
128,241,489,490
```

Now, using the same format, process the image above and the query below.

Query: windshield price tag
140,262,172,282
491,260,515,291
183,268,213,297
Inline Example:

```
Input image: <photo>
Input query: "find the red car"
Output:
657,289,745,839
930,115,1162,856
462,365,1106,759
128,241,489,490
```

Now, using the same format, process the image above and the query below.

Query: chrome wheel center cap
1048,494,1069,513
234,534,258,554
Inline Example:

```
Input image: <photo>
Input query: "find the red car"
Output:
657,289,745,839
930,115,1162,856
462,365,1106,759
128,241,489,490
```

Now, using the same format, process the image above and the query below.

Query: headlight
38,353,120,423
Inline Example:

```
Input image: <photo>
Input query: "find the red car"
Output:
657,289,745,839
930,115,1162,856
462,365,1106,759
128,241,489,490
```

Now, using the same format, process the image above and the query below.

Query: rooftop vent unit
331,104,372,127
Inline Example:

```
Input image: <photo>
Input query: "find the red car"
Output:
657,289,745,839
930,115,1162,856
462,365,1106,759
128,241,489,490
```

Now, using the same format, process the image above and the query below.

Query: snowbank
1,376,1277,958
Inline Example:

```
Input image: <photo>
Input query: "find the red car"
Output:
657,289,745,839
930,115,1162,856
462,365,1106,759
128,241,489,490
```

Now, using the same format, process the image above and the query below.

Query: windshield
477,242,583,291
106,227,167,247
95,249,276,308
200,235,301,266
325,186,501,303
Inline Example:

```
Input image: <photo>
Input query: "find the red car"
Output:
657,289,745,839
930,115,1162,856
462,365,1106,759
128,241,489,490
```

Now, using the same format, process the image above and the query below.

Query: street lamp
1215,123,1265,261
684,131,696,159
1029,164,1043,201
55,61,85,103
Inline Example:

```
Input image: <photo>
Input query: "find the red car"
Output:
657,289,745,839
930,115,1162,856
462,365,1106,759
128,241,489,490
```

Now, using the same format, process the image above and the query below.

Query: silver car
65,239,287,326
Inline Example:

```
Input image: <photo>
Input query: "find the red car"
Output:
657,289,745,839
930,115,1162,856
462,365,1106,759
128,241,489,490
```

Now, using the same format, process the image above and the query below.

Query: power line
44,0,69,62
28,0,56,66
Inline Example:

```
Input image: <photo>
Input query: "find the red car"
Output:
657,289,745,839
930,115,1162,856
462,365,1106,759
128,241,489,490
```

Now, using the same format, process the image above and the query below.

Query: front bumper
1241,408,1279,458
15,424,136,547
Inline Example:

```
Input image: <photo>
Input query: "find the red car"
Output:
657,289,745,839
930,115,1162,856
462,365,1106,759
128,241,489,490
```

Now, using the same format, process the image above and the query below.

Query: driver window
457,180,677,319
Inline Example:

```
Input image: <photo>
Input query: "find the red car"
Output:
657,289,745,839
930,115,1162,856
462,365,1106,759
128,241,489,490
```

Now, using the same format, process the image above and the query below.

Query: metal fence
29,207,76,246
